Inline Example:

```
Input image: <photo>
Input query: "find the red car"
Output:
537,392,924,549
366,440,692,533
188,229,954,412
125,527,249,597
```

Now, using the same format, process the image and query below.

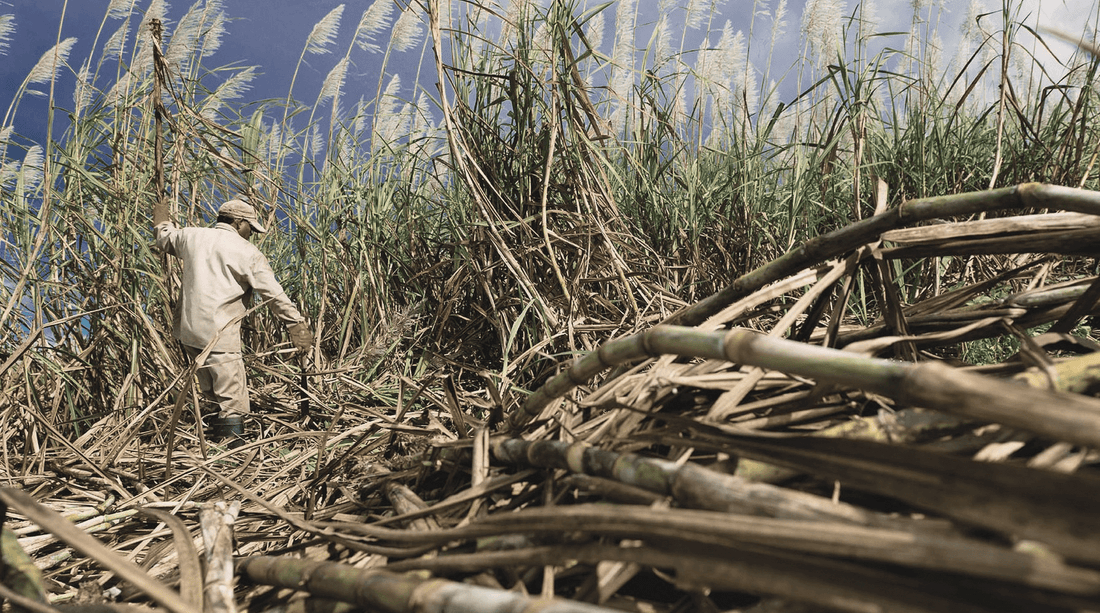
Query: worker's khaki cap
218,199,266,233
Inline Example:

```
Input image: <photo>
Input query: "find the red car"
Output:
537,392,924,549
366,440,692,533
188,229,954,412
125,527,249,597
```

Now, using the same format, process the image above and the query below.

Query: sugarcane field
3,1,1100,612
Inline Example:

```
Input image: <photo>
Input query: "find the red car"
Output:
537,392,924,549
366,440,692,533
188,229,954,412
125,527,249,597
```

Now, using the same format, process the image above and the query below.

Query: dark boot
208,415,246,448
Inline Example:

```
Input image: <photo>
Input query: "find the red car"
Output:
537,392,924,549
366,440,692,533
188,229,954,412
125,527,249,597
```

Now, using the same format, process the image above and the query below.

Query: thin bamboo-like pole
150,19,166,203
511,326,1100,450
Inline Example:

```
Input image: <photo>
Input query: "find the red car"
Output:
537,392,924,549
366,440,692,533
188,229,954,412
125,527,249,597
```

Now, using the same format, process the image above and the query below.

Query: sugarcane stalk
384,482,440,532
678,430,1100,565
465,504,1100,596
512,326,1100,450
880,226,1100,258
380,541,1041,613
201,501,240,613
881,211,1100,244
235,556,622,613
18,509,139,555
1013,351,1100,393
489,437,875,524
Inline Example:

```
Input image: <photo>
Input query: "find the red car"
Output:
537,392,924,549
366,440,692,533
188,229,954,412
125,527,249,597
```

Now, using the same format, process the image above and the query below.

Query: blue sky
0,1,386,142
0,0,1092,152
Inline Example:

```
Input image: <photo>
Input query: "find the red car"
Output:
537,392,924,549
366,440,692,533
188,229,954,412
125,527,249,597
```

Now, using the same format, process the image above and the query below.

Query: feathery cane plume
714,21,743,85
20,145,43,191
0,125,13,179
306,4,345,55
192,0,228,59
354,0,394,54
687,0,727,31
107,0,131,20
926,31,944,78
331,124,354,166
132,0,166,75
739,59,758,120
765,0,787,80
686,0,708,29
391,4,424,53
107,71,133,108
533,22,553,71
437,0,454,31
0,162,16,188
655,14,673,70
104,20,129,61
27,38,78,86
308,124,324,159
502,0,530,45
319,56,349,105
609,0,638,137
0,14,13,56
800,0,844,70
586,12,605,52
412,92,431,141
353,96,369,137
856,0,878,45
612,0,637,65
267,121,283,161
373,74,405,151
201,66,256,119
953,0,992,82
166,1,205,66
202,9,227,57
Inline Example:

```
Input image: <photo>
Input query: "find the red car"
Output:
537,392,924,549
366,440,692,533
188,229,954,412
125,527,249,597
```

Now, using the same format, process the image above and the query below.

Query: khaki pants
183,345,250,417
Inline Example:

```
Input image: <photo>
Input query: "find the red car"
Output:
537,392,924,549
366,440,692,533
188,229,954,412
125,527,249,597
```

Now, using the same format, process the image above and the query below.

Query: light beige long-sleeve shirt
155,221,304,352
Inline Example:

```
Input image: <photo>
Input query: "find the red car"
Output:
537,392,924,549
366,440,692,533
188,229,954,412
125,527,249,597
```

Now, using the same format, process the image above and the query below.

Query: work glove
288,321,314,353
153,197,171,226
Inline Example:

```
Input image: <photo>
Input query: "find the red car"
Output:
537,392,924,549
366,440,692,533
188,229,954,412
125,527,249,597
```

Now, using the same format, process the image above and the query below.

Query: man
153,197,313,444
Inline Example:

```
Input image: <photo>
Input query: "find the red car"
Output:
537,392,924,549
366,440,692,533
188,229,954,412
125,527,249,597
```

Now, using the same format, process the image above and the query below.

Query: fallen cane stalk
18,509,139,555
465,504,1100,595
489,437,877,524
512,326,1100,449
236,556,626,613
202,501,240,613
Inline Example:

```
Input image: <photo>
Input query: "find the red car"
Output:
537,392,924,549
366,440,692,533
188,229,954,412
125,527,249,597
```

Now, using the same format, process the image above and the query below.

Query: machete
298,351,310,419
